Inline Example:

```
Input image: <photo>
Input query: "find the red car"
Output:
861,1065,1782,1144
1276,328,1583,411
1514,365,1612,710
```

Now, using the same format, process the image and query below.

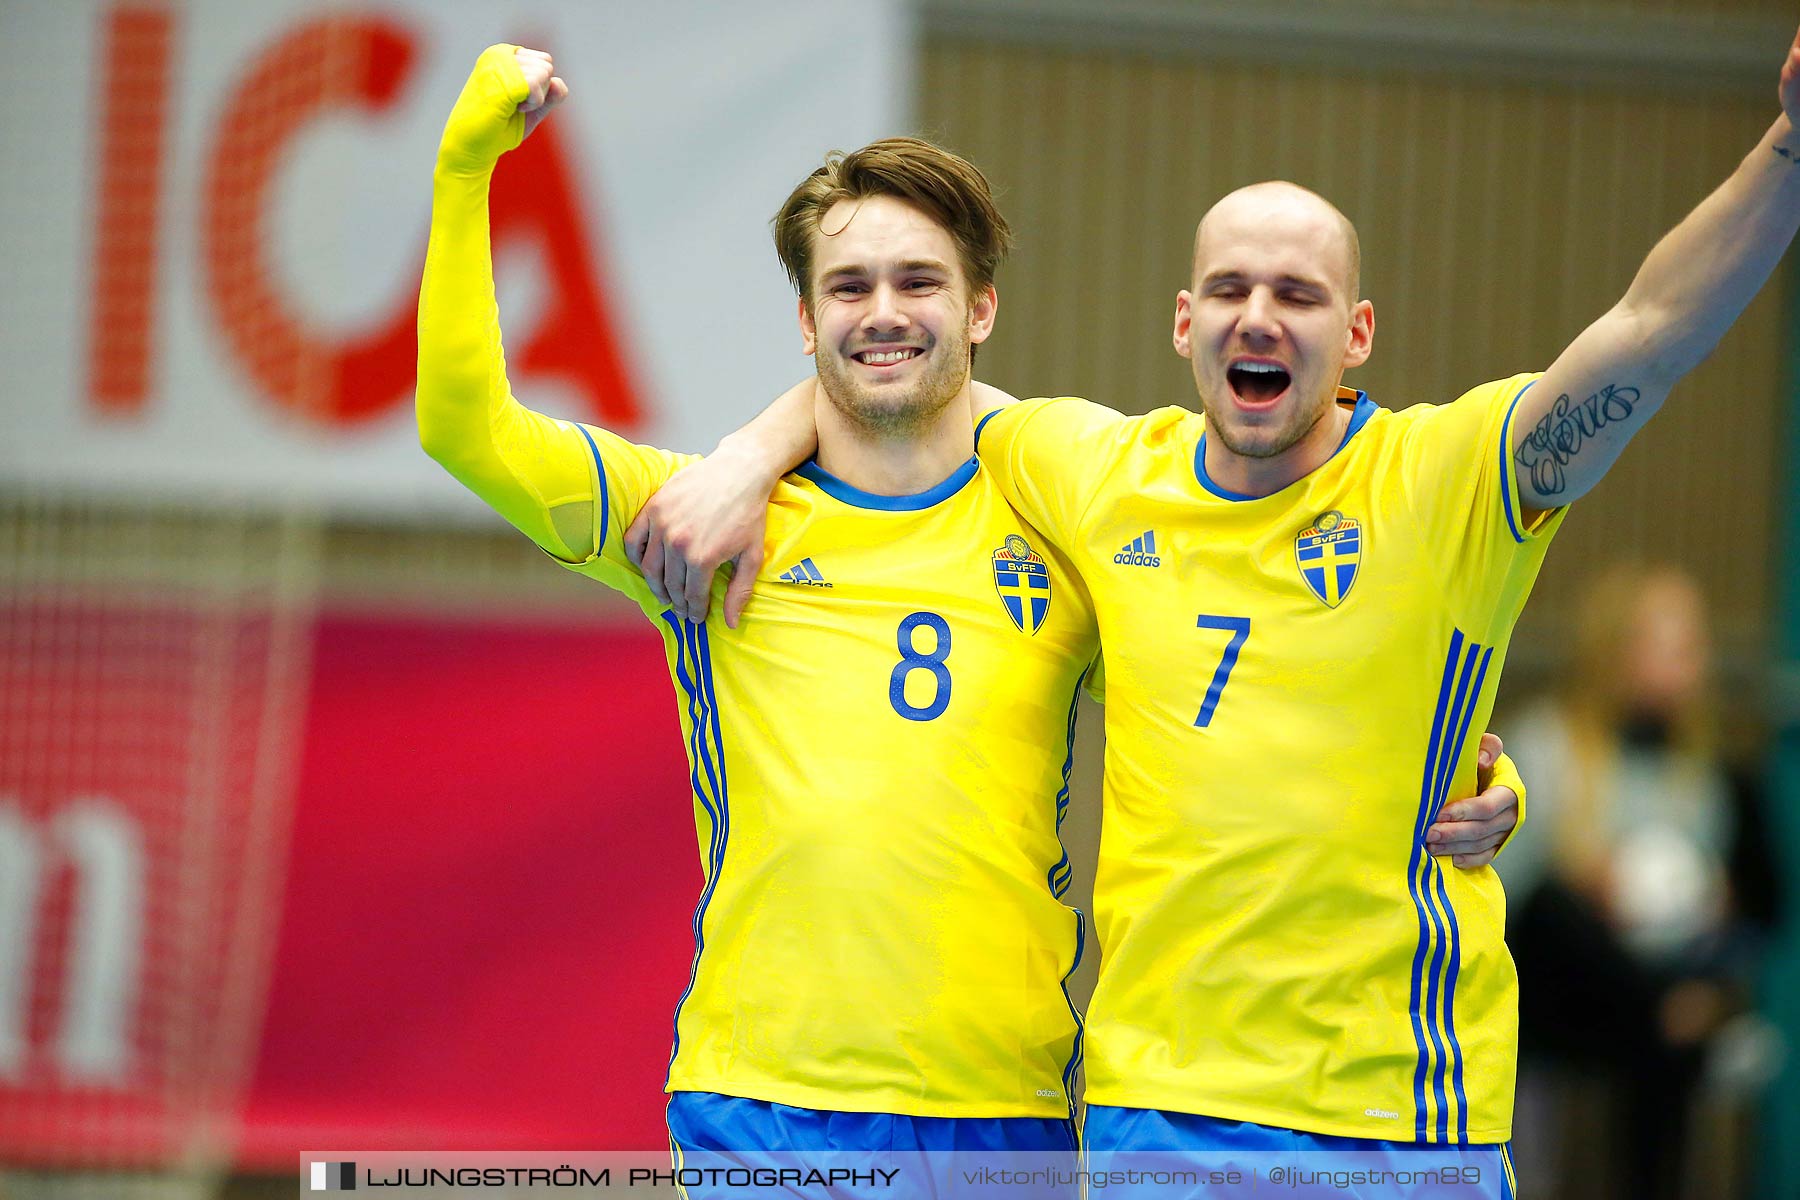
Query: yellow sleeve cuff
435,44,529,176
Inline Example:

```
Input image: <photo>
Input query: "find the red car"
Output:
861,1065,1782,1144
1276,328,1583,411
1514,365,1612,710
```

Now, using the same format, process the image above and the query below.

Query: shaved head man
1176,182,1373,490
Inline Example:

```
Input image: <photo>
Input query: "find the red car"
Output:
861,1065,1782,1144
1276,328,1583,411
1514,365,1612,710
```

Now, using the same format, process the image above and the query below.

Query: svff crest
1295,510,1362,608
991,534,1051,634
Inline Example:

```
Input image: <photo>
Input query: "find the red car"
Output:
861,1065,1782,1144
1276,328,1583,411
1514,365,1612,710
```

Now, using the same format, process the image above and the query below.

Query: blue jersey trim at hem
667,1092,1078,1152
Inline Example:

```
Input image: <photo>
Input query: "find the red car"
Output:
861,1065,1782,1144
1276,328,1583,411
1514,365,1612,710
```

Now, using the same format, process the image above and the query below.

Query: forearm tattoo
1775,145,1800,165
1512,383,1639,497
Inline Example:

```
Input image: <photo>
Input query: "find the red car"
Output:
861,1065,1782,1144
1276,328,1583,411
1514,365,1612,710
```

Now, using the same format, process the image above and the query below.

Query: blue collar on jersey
794,455,980,511
1193,388,1379,502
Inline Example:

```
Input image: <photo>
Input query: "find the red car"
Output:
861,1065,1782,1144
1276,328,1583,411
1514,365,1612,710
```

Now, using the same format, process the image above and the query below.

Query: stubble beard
816,330,971,438
1196,366,1336,461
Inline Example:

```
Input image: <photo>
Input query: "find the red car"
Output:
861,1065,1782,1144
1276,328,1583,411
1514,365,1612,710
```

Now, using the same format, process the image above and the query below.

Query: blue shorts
666,1091,1077,1197
1084,1106,1515,1199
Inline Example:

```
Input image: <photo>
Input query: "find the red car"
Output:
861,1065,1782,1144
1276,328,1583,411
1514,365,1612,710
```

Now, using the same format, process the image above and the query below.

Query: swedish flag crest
992,534,1051,635
1295,510,1362,608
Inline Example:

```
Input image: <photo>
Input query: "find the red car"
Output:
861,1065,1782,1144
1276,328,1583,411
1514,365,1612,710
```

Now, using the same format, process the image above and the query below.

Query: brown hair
773,137,1012,308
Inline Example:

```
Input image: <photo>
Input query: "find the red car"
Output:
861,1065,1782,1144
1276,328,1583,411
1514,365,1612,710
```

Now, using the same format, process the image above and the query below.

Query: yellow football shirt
565,444,1099,1116
417,46,1100,1116
975,382,1563,1143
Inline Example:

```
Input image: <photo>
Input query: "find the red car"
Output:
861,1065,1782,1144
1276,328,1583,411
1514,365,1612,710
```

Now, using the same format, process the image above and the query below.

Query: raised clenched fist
513,46,568,139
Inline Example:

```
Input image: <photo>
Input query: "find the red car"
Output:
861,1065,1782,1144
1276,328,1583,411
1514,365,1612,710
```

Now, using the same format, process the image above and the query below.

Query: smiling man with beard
418,43,1103,1177
803,202,976,438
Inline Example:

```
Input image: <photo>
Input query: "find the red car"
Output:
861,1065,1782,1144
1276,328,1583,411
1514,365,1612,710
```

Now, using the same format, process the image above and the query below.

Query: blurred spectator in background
1499,562,1784,1200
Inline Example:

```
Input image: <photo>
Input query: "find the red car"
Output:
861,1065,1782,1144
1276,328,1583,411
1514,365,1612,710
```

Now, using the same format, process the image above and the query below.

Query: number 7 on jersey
1193,614,1250,727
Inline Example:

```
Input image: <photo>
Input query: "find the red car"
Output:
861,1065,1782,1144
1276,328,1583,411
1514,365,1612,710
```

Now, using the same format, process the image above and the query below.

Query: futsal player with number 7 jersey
973,378,1549,1178
965,41,1800,1162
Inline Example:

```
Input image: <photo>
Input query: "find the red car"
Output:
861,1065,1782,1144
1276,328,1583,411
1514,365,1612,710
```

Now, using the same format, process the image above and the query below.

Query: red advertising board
0,604,698,1166
245,612,698,1159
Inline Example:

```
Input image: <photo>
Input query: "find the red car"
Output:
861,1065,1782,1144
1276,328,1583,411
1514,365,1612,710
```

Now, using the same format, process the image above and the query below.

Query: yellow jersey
975,383,1562,1143
417,46,1100,1117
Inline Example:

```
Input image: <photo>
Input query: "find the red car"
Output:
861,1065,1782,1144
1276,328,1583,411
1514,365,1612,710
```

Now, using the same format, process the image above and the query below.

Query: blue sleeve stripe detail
659,615,729,1085
574,423,611,557
1405,629,1490,1143
974,407,1002,451
1497,380,1536,545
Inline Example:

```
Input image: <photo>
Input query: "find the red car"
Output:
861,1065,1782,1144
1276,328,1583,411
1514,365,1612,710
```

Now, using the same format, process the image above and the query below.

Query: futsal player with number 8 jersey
417,45,1100,1172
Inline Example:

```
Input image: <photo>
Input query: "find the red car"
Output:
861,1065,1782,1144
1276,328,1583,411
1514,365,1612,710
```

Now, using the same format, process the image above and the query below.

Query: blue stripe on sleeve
574,423,611,557
1497,380,1537,545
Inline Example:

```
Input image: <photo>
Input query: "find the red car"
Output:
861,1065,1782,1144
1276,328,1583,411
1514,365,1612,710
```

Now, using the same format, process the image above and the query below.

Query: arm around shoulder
972,393,1132,551
622,377,820,626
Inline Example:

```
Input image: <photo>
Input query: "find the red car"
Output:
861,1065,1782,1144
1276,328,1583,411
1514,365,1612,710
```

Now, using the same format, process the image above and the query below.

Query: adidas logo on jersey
776,557,832,587
1114,531,1162,567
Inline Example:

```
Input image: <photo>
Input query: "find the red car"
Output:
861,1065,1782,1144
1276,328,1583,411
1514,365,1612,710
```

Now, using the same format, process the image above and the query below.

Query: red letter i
88,4,174,415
